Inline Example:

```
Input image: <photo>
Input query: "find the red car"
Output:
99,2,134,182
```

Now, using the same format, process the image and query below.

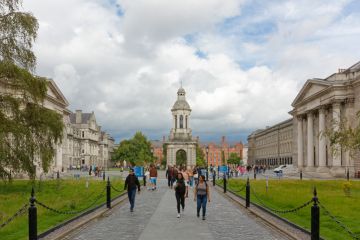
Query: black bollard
300,170,303,180
29,187,37,240
57,170,60,179
103,171,105,181
347,168,349,181
223,175,227,193
254,172,256,180
213,172,216,186
246,178,250,208
206,169,209,181
311,187,320,240
106,177,111,209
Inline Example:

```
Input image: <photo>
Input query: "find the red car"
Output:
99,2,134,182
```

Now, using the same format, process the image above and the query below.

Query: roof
70,113,92,124
172,87,191,111
172,99,191,111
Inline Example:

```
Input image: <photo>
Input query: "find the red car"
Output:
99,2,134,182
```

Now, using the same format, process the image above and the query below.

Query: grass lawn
218,179,360,240
0,178,124,240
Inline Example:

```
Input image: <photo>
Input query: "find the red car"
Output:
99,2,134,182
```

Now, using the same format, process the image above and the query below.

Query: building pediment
47,79,69,107
291,79,331,107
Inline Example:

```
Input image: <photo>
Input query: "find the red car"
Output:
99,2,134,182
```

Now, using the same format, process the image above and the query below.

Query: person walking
166,165,175,189
124,169,141,212
149,164,158,190
194,175,210,220
174,172,187,218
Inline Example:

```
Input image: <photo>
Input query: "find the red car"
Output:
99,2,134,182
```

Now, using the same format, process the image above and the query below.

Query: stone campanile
166,87,197,167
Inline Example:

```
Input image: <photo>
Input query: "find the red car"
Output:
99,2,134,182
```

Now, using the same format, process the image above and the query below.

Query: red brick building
201,136,243,167
151,138,164,166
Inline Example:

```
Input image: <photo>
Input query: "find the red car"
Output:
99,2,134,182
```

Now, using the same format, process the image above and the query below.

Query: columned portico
306,112,314,171
297,117,303,169
317,107,328,172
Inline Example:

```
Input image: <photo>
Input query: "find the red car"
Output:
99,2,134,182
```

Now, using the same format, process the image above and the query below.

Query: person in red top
149,164,158,190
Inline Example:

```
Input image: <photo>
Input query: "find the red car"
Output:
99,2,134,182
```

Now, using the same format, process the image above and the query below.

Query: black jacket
175,179,186,194
124,174,141,191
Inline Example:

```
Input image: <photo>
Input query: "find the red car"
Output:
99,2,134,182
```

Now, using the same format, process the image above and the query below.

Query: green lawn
0,178,124,240
218,179,360,240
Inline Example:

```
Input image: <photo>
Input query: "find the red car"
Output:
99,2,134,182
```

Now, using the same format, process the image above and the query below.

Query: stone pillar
307,112,314,170
297,117,303,169
317,108,328,172
330,102,343,176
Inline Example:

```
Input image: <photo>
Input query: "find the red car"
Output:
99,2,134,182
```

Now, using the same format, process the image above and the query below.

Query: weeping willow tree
0,0,64,181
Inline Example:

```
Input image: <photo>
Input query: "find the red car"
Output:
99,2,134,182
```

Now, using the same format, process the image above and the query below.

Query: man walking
124,169,141,212
149,164,158,190
166,165,175,189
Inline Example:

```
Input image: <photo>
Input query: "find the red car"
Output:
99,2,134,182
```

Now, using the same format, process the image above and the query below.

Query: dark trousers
128,188,137,210
197,194,207,217
175,192,185,213
168,177,174,187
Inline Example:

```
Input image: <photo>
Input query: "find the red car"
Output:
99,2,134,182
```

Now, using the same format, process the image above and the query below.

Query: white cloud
23,0,360,141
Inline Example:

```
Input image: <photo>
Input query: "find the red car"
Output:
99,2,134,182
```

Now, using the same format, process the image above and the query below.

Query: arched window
180,115,184,128
175,115,177,129
185,116,188,129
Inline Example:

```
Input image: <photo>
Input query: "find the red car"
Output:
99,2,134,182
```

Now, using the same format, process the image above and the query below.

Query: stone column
307,112,314,170
297,116,303,169
317,108,328,172
331,102,343,176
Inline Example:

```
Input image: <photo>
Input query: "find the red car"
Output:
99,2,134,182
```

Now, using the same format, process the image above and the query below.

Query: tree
112,132,154,166
227,152,243,165
0,0,64,181
323,113,360,167
196,145,206,167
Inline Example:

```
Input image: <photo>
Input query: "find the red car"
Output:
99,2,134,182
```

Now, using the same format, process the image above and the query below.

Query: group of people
123,165,211,220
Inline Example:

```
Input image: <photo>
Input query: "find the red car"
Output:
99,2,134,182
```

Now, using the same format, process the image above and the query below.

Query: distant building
200,136,244,167
165,87,197,167
248,61,360,177
247,119,293,167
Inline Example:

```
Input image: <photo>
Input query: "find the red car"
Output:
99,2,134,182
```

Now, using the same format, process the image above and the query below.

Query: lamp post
206,146,209,181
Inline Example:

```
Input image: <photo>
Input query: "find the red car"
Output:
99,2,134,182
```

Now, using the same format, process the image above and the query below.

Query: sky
24,0,360,143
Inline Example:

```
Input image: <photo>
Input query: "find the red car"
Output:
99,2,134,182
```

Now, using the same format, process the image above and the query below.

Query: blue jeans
197,194,207,217
128,188,137,210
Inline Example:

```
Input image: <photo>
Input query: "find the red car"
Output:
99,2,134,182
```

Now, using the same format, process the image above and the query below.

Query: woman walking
174,172,187,218
194,175,210,220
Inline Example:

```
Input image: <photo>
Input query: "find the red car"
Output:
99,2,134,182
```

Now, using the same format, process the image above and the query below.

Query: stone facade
67,110,115,169
291,62,360,177
248,61,360,177
247,119,294,167
165,87,197,167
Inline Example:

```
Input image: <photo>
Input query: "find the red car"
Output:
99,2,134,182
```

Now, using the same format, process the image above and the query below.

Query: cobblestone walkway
67,180,287,240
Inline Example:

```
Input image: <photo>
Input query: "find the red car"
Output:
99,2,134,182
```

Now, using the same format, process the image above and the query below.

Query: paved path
66,180,287,240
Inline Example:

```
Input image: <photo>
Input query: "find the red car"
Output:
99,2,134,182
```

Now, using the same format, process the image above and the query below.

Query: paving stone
67,180,287,240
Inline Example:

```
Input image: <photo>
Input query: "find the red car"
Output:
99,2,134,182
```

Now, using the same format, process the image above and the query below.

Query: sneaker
177,213,180,218
182,208,184,212
130,208,134,212
197,213,200,218
202,216,206,220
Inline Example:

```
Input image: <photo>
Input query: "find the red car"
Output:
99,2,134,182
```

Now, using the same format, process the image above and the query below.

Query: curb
213,185,307,240
39,191,128,240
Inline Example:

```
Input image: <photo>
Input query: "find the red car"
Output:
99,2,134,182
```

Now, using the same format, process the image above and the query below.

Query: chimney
221,136,226,144
163,135,166,142
196,136,199,142
76,110,82,124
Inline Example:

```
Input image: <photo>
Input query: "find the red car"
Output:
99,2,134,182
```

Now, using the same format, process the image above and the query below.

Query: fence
218,178,359,240
0,177,124,240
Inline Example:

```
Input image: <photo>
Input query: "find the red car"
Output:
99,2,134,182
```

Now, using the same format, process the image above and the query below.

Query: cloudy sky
24,0,360,143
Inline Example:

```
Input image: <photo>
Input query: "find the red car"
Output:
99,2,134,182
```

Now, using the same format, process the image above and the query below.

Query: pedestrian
166,165,174,189
181,168,189,197
124,168,141,212
149,164,158,190
187,166,194,188
194,175,210,220
174,172,187,218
